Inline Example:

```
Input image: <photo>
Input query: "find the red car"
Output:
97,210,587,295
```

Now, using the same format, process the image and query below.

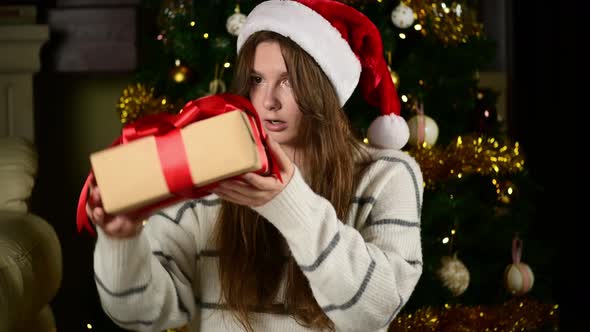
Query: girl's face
249,41,303,152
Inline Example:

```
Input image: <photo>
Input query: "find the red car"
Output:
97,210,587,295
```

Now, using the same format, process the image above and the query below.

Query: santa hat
237,0,409,149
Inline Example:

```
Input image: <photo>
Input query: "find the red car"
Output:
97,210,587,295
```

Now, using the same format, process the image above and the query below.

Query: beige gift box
90,110,268,214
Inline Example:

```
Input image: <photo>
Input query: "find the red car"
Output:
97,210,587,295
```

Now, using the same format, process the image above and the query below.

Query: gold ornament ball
437,254,470,296
170,65,191,83
389,68,400,87
504,262,534,296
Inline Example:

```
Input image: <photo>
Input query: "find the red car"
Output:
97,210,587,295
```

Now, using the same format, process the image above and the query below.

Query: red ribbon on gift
76,93,282,236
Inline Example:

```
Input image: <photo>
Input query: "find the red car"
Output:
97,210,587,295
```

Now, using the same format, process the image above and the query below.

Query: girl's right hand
85,175,145,239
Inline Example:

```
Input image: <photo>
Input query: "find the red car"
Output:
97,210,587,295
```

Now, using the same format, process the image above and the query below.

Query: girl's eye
250,76,262,84
282,78,291,88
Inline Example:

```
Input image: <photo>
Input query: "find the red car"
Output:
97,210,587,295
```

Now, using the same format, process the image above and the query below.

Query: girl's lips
264,120,288,132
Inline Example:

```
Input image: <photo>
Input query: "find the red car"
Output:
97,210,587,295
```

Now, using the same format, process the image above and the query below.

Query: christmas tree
111,0,559,330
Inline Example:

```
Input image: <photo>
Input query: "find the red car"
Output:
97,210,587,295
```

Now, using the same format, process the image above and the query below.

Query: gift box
91,109,265,214
76,94,280,235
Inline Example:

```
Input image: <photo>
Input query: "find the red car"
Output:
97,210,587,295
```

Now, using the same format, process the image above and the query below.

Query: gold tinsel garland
406,134,525,189
388,297,559,332
407,0,483,45
165,298,558,332
117,83,179,124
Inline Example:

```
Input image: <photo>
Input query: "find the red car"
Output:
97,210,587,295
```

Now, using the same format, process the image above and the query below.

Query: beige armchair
0,137,62,332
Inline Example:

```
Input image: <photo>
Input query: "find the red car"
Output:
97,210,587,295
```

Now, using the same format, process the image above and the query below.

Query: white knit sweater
93,147,423,332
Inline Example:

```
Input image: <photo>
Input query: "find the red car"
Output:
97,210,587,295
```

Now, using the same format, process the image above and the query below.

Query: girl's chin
269,134,295,146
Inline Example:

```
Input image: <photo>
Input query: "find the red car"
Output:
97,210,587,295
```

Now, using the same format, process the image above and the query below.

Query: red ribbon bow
76,93,281,236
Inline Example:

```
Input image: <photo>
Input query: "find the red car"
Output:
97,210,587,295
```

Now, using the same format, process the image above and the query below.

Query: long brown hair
212,31,370,331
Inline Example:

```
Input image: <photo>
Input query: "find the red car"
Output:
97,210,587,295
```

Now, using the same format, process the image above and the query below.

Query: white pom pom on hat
368,113,410,150
237,0,409,149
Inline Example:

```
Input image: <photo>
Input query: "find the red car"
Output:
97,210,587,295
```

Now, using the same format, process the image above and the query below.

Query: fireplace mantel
0,24,49,142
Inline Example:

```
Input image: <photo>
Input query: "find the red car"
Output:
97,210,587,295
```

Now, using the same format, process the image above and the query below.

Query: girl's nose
262,86,281,111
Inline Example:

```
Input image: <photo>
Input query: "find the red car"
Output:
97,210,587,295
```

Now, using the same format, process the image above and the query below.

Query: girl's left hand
211,135,295,207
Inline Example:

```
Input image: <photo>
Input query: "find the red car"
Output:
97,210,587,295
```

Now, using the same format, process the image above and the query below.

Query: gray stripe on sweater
321,259,376,312
94,273,149,297
195,198,221,206
377,156,422,218
408,259,423,266
97,258,190,322
104,308,155,326
300,232,341,272
367,218,420,228
383,252,423,268
160,260,191,319
154,211,177,223
154,200,196,224
175,201,198,222
154,198,220,224
153,250,194,287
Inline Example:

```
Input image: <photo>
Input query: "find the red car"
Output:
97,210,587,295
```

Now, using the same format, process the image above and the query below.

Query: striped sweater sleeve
93,202,200,332
252,153,423,332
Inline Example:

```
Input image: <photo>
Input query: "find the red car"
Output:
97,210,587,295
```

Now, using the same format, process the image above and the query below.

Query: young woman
88,1,423,331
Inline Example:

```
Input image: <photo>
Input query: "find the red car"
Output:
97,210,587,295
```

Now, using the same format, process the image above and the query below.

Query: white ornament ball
391,3,415,29
504,262,534,296
407,114,439,147
437,255,470,296
226,12,247,36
